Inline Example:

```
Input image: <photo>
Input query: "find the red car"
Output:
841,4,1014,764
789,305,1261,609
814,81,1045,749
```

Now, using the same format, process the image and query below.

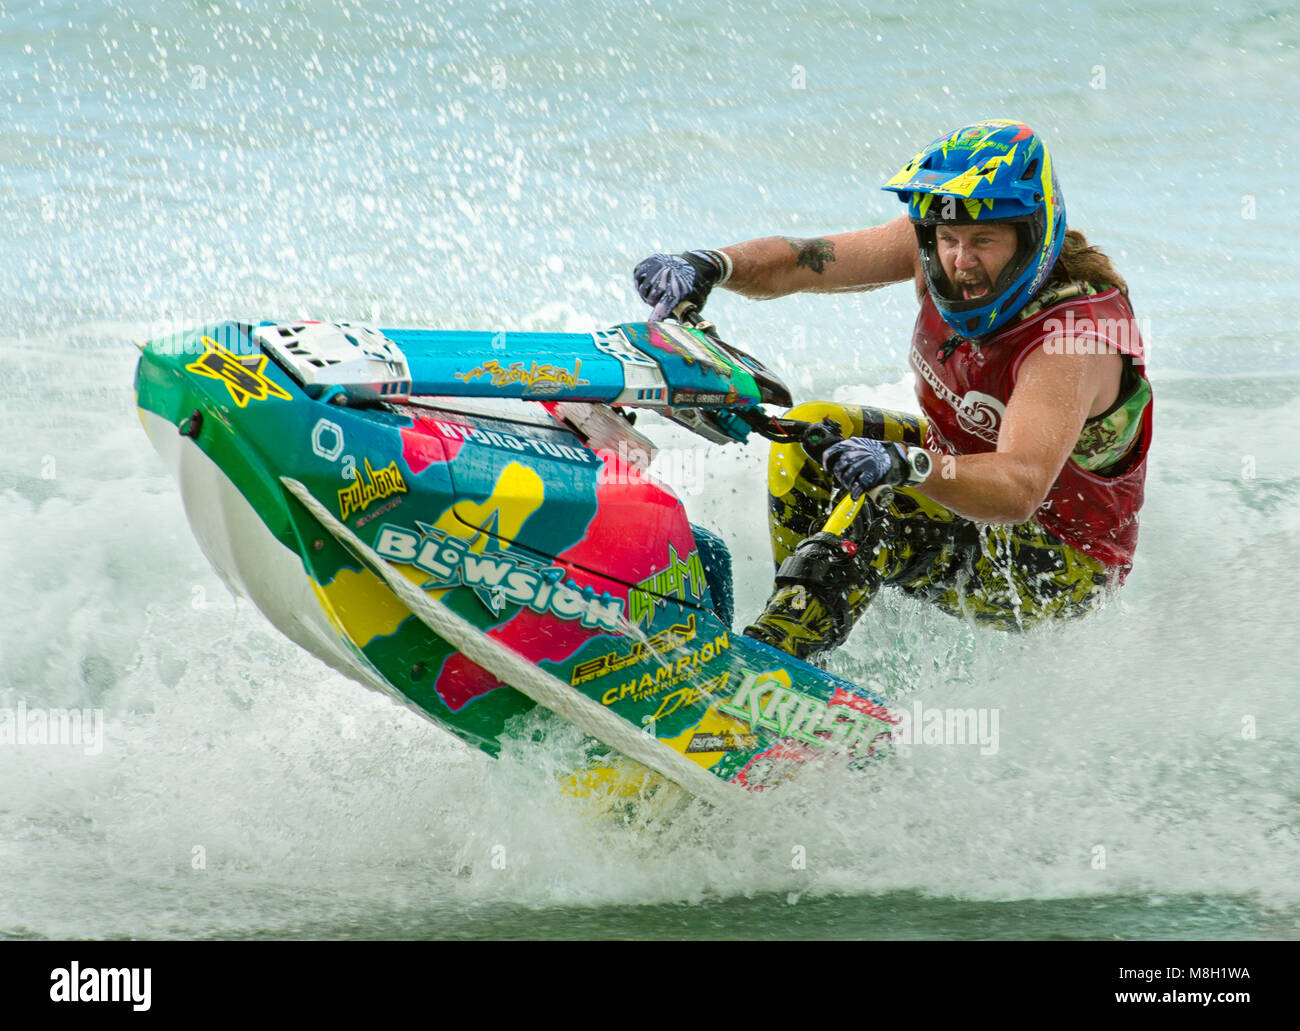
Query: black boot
743,532,876,663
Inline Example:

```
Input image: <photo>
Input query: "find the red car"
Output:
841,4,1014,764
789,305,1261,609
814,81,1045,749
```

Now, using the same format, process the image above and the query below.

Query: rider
633,119,1152,661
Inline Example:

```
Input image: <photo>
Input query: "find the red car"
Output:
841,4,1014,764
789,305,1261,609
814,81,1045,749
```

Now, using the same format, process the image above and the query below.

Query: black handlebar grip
800,417,844,466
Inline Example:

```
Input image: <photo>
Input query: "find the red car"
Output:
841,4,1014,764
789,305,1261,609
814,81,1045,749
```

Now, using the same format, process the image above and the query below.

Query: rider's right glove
633,250,732,322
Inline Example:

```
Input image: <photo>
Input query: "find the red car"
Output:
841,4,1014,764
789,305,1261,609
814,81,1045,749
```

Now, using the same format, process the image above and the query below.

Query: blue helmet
882,120,1066,338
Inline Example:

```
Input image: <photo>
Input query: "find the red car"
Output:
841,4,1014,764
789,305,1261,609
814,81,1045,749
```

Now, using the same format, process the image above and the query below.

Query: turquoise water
1,0,1298,940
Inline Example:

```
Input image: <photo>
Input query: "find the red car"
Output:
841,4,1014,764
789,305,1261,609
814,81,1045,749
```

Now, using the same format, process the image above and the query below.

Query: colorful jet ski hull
134,320,895,797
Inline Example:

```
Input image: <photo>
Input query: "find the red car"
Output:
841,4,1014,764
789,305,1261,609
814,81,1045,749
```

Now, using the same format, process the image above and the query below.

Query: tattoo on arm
784,237,836,275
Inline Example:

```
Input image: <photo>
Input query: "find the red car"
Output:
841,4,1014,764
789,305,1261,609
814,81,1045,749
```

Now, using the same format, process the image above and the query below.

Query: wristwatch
899,445,933,485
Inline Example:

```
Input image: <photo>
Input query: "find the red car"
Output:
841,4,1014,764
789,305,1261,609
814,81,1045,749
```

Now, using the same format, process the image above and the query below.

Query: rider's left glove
822,437,931,499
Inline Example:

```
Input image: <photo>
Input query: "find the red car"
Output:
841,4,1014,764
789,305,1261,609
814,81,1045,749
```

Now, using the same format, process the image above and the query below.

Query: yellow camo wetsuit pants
760,402,1115,639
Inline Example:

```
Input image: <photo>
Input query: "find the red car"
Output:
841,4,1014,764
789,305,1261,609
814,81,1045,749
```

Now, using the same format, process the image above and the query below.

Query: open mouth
956,277,991,300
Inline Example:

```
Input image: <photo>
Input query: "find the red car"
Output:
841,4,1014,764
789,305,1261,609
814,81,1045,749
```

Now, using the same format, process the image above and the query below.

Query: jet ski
133,308,895,802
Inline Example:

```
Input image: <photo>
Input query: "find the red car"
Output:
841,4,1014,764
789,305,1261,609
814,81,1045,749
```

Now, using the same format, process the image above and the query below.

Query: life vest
909,287,1152,573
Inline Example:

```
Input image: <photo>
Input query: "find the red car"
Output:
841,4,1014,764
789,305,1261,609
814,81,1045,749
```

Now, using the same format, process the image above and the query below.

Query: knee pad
775,531,875,602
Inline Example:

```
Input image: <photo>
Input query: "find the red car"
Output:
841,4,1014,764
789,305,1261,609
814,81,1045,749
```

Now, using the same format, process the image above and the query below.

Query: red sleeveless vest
909,288,1152,573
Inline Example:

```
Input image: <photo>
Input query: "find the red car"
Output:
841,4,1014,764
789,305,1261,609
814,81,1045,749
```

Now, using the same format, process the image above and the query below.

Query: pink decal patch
434,653,506,712
560,449,694,585
829,685,897,725
401,419,460,474
433,568,627,712
733,740,820,791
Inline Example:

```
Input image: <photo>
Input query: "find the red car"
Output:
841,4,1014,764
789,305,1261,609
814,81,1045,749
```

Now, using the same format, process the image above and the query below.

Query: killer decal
629,544,708,626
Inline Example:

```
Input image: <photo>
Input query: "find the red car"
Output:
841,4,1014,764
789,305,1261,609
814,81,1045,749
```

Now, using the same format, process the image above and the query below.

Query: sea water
1,0,1297,939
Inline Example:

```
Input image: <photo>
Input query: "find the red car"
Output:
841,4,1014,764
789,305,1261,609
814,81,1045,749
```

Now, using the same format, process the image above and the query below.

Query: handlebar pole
671,301,716,335
821,484,893,539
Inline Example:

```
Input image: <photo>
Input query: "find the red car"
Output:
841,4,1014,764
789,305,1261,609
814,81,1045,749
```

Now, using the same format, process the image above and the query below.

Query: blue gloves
798,419,925,499
633,250,730,321
823,437,911,498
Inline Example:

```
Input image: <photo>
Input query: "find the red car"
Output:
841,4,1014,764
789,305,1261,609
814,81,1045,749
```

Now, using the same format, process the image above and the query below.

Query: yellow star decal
186,335,292,408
